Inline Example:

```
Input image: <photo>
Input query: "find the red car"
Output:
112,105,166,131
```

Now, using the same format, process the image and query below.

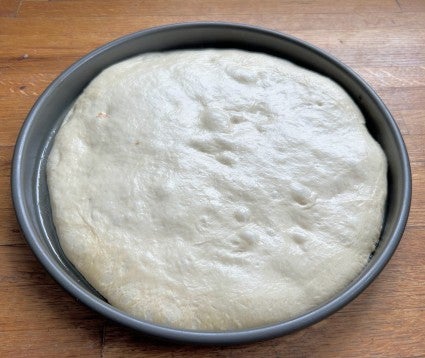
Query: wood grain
17,0,401,17
0,0,21,17
1,1,424,357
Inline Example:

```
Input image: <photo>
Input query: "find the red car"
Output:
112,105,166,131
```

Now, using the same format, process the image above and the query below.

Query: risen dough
47,49,387,330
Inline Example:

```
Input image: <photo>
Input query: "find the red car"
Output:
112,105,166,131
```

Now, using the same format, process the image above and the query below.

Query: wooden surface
1,1,424,356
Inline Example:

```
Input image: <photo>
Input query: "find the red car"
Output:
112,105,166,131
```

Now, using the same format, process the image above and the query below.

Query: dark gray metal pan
11,22,411,345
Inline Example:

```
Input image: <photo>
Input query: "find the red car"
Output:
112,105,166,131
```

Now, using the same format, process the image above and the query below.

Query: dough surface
47,49,387,331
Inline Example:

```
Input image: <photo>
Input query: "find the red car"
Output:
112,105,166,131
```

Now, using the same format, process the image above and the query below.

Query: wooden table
1,1,424,356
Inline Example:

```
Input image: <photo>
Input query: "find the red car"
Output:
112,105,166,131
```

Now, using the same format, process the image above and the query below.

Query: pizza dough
47,49,387,331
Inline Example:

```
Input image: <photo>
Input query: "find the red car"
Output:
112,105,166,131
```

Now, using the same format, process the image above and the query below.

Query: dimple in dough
47,49,387,331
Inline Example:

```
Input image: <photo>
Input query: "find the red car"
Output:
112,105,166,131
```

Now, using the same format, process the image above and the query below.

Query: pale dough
47,49,387,331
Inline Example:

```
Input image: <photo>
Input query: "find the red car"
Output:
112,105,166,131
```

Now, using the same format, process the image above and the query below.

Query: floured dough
47,49,387,331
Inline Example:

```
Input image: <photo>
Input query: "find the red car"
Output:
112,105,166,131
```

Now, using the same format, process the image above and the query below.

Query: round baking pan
12,22,411,345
